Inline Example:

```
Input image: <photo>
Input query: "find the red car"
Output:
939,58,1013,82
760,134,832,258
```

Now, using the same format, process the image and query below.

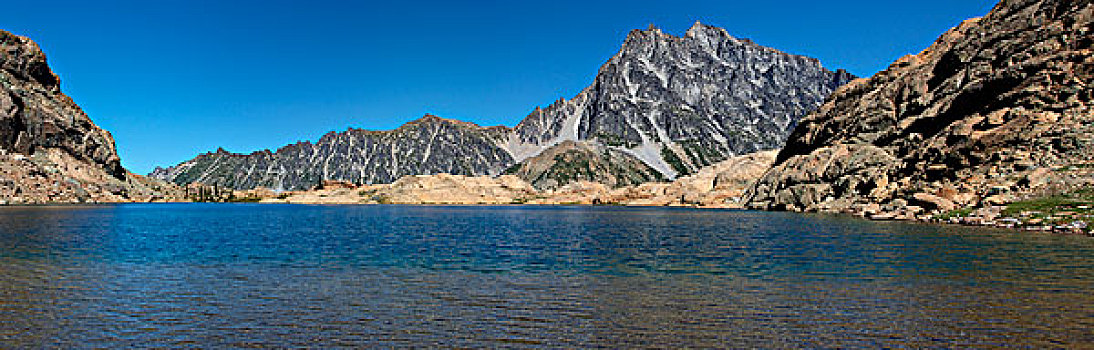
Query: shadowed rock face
0,30,124,179
747,0,1094,213
152,22,851,191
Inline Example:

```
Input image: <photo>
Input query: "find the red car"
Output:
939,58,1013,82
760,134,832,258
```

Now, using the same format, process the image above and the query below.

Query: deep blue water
1,203,1092,347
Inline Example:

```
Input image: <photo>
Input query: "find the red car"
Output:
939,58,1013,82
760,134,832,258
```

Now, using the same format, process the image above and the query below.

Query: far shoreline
4,200,1090,238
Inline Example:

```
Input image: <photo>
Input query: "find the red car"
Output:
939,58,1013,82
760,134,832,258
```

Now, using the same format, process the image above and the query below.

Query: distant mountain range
150,22,853,191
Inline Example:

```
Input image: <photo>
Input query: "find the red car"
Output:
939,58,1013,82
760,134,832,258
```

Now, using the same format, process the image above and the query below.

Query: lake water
1,204,1092,347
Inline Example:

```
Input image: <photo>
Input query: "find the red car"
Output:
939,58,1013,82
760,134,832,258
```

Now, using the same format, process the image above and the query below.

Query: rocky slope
152,22,850,190
504,140,665,190
526,150,777,207
746,0,1093,217
1,30,183,204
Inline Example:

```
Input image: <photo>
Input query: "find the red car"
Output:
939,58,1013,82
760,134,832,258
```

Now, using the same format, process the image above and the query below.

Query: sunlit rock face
152,22,851,191
746,0,1094,214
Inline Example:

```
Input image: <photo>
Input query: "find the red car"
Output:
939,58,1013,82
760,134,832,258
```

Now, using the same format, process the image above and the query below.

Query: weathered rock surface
747,0,1094,216
505,140,665,190
152,22,850,190
0,30,183,204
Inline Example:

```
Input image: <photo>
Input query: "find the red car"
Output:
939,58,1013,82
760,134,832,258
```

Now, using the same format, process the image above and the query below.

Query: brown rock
912,193,956,212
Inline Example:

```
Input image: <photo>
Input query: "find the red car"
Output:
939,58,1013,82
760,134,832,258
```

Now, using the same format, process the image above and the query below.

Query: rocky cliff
0,30,182,204
746,0,1093,217
152,22,850,190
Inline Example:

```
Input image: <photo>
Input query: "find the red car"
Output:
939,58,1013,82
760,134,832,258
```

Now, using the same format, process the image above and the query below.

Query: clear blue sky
1,0,997,174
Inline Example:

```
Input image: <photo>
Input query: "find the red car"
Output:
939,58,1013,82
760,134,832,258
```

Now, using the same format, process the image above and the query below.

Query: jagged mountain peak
403,113,494,130
684,20,725,39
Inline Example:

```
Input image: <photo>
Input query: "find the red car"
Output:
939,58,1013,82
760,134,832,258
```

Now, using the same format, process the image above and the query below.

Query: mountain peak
686,20,705,35
0,30,60,91
405,114,487,129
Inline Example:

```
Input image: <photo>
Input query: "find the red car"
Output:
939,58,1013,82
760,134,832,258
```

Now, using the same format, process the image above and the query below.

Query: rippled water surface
1,204,1093,347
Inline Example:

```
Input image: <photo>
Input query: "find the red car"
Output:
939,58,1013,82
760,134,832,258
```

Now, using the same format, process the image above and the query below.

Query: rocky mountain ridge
151,114,514,191
151,22,851,190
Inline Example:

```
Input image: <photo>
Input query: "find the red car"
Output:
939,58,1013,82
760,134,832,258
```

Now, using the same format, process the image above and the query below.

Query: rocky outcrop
746,0,1093,216
0,30,183,204
264,174,537,205
377,174,537,204
153,22,851,191
504,140,665,190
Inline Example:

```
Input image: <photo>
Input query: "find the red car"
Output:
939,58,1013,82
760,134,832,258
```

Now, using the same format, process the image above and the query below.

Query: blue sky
1,0,996,173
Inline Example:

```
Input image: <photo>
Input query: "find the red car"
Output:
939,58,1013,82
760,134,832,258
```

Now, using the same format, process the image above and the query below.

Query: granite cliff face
746,0,1093,216
153,22,850,191
0,30,182,204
